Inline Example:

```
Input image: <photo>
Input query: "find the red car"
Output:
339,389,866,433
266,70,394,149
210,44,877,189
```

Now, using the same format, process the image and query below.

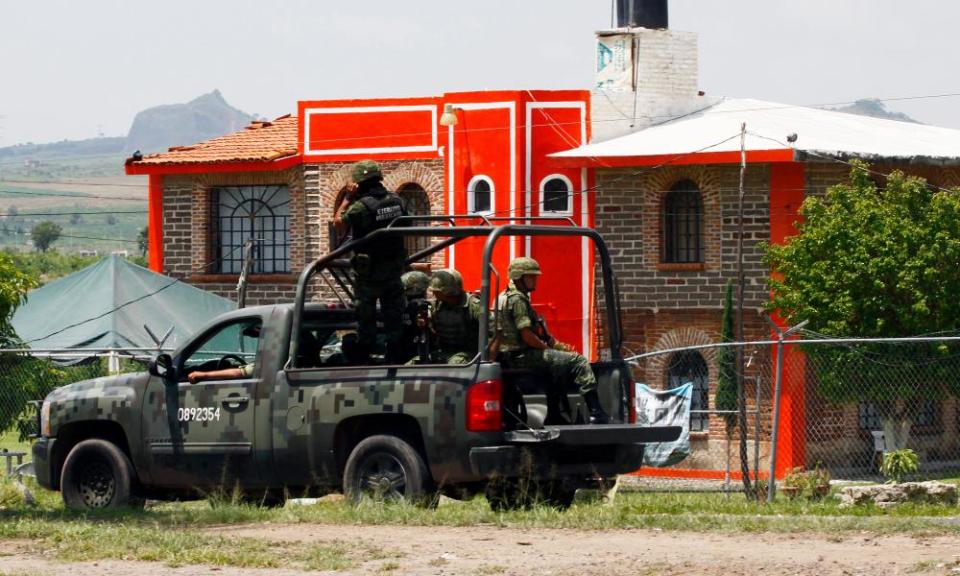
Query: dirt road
3,523,960,576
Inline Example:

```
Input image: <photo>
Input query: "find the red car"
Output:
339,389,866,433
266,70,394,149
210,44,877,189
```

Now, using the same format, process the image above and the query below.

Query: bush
880,448,919,483
782,464,831,500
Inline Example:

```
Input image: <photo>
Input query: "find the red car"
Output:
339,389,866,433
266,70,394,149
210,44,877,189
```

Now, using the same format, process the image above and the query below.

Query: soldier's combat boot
583,390,612,425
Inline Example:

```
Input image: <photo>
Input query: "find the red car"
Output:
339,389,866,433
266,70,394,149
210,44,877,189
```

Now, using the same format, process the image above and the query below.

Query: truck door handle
222,395,250,409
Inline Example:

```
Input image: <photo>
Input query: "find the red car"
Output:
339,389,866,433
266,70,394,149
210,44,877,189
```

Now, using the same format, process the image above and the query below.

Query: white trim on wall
303,105,438,156
466,174,495,215
538,173,575,216
446,101,517,260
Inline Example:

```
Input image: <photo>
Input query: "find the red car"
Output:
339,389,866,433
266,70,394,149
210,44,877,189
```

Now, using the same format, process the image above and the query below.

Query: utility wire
4,91,958,162
0,210,147,217
0,188,146,201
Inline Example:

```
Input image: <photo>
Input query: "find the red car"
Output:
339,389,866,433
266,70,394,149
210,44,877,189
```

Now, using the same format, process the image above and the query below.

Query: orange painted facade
128,89,814,478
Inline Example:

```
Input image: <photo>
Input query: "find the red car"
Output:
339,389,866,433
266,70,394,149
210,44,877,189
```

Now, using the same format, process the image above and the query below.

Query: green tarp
12,255,235,351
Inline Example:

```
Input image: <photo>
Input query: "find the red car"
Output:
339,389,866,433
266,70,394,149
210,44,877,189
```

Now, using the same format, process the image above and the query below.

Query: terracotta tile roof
128,114,298,166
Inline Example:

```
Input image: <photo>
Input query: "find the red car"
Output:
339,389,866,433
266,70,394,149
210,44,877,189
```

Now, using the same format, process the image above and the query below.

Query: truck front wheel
343,435,431,504
61,439,137,510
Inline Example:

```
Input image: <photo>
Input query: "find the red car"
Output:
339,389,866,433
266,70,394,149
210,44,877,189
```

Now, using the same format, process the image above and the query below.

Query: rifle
414,300,432,364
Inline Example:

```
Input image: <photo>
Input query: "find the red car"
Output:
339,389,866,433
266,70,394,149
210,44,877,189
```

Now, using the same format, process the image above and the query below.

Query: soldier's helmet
429,268,464,296
508,257,542,281
401,270,430,297
350,159,382,183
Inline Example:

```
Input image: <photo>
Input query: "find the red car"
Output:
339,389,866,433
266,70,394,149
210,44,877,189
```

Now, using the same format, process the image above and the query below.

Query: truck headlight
40,400,52,438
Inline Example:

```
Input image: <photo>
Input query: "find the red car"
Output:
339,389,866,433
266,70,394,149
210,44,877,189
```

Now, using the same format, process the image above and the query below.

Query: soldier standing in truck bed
497,257,611,424
332,160,408,364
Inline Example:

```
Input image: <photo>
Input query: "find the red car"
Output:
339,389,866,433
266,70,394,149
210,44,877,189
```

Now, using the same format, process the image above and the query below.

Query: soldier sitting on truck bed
400,270,431,363
425,268,485,364
497,257,611,424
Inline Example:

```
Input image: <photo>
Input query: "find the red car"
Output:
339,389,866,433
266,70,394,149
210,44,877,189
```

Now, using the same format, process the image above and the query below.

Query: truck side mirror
149,353,175,380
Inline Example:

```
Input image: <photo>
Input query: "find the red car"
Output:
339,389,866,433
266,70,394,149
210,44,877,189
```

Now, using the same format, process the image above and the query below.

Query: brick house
125,16,960,477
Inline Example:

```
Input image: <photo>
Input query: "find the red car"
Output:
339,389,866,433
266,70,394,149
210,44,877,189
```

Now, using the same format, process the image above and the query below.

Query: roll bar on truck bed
288,219,624,368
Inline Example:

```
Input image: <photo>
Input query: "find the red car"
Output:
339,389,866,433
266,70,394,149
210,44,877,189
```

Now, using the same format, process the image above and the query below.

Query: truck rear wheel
343,435,431,504
61,439,137,510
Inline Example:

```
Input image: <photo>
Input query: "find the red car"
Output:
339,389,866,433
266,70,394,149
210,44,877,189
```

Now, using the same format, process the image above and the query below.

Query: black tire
61,439,137,510
343,435,432,504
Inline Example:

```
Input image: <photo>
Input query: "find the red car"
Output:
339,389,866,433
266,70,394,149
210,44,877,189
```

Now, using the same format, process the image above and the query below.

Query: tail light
466,379,502,432
627,379,637,424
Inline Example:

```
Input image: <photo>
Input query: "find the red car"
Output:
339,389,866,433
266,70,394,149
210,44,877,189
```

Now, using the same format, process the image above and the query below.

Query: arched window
662,180,703,263
397,182,431,257
467,175,494,215
667,350,709,432
540,174,573,214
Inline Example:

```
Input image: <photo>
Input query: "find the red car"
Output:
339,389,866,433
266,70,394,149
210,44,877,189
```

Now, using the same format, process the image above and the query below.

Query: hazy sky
2,0,959,145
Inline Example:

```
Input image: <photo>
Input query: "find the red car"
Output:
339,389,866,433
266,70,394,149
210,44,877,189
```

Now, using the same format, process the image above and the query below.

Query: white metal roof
554,98,960,164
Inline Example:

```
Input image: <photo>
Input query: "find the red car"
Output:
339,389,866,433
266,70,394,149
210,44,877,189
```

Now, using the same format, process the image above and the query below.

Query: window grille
667,350,709,432
397,183,431,256
214,185,290,274
663,180,704,263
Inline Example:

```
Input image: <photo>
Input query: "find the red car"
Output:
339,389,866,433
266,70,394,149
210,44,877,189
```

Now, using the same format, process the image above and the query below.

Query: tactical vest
434,297,479,353
354,191,407,261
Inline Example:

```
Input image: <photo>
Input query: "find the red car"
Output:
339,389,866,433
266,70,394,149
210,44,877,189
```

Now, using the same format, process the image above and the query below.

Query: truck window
299,326,363,367
181,318,263,379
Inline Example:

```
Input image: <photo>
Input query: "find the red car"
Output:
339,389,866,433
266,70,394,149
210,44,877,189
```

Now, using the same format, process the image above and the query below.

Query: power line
0,210,147,217
0,177,147,188
0,188,146,201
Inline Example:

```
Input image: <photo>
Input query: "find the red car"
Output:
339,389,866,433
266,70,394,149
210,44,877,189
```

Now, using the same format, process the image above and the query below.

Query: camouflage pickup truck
32,222,680,510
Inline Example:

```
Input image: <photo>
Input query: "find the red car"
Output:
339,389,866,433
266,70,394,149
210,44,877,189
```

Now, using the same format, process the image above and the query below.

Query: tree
105,214,117,226
31,221,62,252
715,282,738,482
7,205,18,218
0,252,35,347
137,226,148,258
69,213,84,225
764,162,960,450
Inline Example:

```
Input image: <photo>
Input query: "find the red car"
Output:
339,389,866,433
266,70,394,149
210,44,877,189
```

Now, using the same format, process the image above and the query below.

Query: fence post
108,350,120,375
767,335,785,502
766,319,808,502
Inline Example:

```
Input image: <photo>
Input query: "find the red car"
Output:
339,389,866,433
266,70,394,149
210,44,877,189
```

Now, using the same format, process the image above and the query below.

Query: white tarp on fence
636,382,691,467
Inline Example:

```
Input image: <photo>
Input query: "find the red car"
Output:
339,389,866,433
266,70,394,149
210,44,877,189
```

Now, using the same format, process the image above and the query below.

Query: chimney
615,0,668,29
592,0,701,141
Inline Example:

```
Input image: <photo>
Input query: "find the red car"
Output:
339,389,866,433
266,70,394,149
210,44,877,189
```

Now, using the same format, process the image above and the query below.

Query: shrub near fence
0,350,149,441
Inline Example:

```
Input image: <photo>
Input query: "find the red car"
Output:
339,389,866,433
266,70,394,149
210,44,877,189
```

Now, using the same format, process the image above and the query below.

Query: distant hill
0,90,257,167
831,98,920,124
0,137,126,161
124,90,255,154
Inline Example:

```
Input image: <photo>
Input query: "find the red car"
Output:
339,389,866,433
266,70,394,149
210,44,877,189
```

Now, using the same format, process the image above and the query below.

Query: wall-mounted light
440,103,460,127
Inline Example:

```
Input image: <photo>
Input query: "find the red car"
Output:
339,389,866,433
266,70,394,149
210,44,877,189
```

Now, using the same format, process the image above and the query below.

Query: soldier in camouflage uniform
332,160,408,363
400,270,431,363
427,269,484,364
497,257,611,424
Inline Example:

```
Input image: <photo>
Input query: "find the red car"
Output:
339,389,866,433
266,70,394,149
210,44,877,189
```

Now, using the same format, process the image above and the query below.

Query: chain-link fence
629,335,960,483
5,339,960,484
0,349,153,444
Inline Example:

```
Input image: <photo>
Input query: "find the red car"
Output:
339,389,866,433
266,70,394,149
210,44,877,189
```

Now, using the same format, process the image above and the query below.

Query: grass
0,429,30,455
2,474,960,569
